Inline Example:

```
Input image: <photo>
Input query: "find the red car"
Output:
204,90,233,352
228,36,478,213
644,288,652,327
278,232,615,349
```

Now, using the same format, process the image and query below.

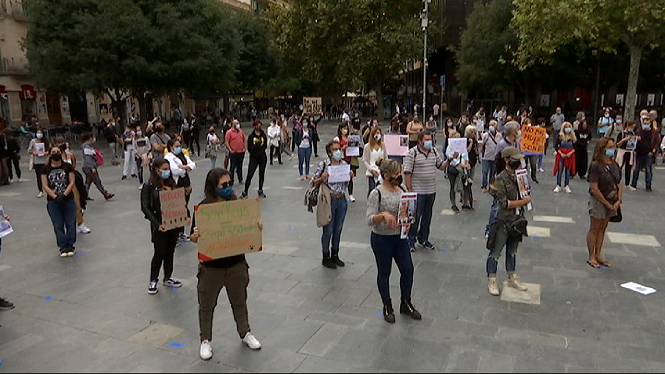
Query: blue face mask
332,150,344,161
565,128,573,134
423,141,433,150
303,123,309,128
36,133,43,139
643,125,651,130
216,186,234,200
137,131,143,137
173,147,182,155
160,170,171,180
605,149,617,158
489,126,496,133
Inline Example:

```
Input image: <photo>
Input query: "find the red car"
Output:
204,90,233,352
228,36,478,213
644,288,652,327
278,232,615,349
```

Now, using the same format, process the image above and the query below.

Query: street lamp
421,0,430,121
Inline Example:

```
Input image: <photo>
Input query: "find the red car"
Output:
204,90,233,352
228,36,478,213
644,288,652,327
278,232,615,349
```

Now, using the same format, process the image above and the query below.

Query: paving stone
127,323,186,348
500,282,541,305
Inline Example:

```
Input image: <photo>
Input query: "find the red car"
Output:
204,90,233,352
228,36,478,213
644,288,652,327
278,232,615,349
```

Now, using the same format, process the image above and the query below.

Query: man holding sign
191,168,263,361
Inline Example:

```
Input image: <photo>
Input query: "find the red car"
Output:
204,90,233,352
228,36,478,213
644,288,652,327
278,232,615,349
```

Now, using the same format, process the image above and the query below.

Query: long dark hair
149,159,176,188
203,168,237,203
167,139,187,164
337,123,349,139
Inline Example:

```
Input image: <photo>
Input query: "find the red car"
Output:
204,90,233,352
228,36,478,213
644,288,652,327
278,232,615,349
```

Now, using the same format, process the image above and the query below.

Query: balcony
0,0,28,22
0,57,30,76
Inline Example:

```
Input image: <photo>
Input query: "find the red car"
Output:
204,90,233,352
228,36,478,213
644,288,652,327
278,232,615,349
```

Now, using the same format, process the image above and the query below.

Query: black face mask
508,160,522,170
51,154,62,162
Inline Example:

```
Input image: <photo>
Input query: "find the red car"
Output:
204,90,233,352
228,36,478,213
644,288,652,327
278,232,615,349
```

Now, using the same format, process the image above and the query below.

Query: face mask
516,131,522,139
216,186,234,200
137,131,143,137
235,125,241,130
429,117,434,122
157,127,164,133
605,114,610,118
605,149,617,158
508,160,522,170
489,126,496,133
173,147,182,155
36,133,43,139
303,123,309,128
390,175,403,186
210,130,215,134
423,141,433,150
616,119,623,124
643,125,651,130
160,170,171,180
447,123,453,127
50,153,62,162
332,150,344,161
342,129,348,135
564,128,573,134
374,134,382,141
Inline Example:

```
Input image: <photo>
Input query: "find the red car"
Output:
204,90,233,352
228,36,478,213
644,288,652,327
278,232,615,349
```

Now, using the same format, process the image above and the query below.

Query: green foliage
231,10,280,92
268,0,424,94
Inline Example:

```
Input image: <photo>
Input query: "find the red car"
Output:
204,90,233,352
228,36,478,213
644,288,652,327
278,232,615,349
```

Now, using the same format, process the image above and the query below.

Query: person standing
575,120,592,179
42,146,77,258
81,133,115,201
550,107,565,147
279,118,293,161
150,122,171,162
28,129,49,198
363,127,386,196
481,121,500,192
4,129,21,183
190,114,202,157
486,147,531,296
242,121,268,199
553,122,576,194
55,138,91,235
295,119,313,181
267,120,282,165
586,138,622,269
134,127,151,188
406,115,424,149
205,126,222,170
616,121,638,187
446,132,471,213
104,119,120,165
225,120,247,186
121,127,138,180
404,132,454,252
630,114,661,192
367,158,421,324
191,168,263,361
597,108,614,138
311,140,354,269
140,159,184,295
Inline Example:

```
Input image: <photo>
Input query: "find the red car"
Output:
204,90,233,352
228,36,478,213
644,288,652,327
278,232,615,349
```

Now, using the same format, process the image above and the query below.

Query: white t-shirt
207,133,220,144
300,130,311,149
342,113,350,122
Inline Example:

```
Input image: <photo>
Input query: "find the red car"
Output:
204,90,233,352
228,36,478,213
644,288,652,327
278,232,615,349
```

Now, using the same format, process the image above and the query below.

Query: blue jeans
210,157,217,170
556,158,571,187
631,154,654,188
321,197,348,257
298,147,312,177
485,197,499,236
538,155,543,169
481,160,495,190
371,233,414,304
486,223,519,277
409,193,436,245
229,153,245,183
47,199,77,253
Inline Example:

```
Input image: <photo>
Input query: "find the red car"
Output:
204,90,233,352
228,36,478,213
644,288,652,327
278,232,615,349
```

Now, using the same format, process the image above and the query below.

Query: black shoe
163,278,183,288
322,257,337,269
452,205,460,213
104,193,115,201
241,192,248,199
532,178,540,184
131,174,138,179
258,191,267,199
121,176,127,180
239,180,244,185
270,163,273,166
0,298,15,311
421,241,436,251
400,300,422,320
647,186,653,192
331,256,345,267
383,303,395,324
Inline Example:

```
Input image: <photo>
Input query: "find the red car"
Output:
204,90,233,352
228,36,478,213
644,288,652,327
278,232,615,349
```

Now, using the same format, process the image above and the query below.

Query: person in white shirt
205,126,222,170
342,110,351,124
121,127,137,180
165,139,197,241
363,127,387,197
267,120,282,165
133,126,151,188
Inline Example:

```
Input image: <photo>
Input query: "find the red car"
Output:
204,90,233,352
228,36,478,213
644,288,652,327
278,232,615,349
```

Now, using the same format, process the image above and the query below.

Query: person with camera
42,146,78,258
486,147,531,297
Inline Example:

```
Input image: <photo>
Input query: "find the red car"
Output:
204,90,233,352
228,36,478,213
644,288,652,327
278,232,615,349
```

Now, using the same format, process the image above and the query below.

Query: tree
269,0,424,112
26,0,240,124
512,0,665,120
231,11,279,92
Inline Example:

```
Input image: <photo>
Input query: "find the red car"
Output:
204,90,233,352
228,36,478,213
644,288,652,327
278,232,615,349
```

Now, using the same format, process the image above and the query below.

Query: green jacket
493,169,524,223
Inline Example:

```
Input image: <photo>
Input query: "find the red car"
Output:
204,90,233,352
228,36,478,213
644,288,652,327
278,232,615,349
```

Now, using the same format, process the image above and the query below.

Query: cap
501,147,525,160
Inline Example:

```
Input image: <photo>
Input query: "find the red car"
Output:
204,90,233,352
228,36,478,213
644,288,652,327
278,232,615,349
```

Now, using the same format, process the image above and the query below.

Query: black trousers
245,153,267,193
7,154,20,180
150,228,180,282
229,153,245,184
189,132,201,156
576,144,589,178
270,145,281,164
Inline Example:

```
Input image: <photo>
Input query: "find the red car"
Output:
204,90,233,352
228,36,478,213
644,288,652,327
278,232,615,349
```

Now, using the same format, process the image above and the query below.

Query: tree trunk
374,81,383,119
136,94,149,126
624,44,643,121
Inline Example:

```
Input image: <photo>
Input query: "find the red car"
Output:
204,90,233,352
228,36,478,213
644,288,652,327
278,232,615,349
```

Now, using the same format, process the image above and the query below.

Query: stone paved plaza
0,122,664,372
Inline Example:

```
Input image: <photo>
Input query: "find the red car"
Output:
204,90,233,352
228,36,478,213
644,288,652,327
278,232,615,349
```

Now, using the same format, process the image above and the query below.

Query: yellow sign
303,97,322,114
195,199,263,261
159,188,188,231
520,126,547,154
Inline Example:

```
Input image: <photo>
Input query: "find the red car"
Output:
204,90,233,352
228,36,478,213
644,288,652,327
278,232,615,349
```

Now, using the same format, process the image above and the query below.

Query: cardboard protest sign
196,199,263,261
159,188,188,231
303,97,322,115
346,135,362,157
520,126,547,155
447,138,468,156
385,135,409,156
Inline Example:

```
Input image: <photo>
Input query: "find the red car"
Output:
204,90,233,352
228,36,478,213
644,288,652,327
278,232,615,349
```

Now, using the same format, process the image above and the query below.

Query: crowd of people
0,103,661,362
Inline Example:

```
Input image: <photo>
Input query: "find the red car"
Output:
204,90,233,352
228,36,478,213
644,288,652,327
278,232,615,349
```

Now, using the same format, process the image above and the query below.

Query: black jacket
141,182,165,236
247,130,267,157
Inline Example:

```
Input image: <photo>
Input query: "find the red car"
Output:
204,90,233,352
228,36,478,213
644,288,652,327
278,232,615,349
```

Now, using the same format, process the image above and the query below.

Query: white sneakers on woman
553,186,572,194
200,334,261,361
77,224,91,234
200,340,213,361
242,333,262,350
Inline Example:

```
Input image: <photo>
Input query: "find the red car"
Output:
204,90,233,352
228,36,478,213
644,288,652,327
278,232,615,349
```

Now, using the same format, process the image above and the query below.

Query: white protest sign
447,138,467,156
327,164,351,184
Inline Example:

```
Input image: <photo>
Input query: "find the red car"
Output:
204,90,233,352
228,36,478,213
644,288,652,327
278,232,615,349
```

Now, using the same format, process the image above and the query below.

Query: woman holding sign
141,159,184,295
190,168,263,360
367,158,421,324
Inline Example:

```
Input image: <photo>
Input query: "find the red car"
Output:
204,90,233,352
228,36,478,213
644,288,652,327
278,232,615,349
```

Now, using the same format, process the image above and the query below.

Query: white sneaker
564,186,572,194
242,333,262,350
200,340,213,361
349,195,356,203
77,224,91,234
538,168,545,173
553,186,562,193
37,191,44,198
628,186,637,191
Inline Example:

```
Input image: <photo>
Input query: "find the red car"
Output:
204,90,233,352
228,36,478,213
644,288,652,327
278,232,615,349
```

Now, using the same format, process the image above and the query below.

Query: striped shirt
404,146,444,194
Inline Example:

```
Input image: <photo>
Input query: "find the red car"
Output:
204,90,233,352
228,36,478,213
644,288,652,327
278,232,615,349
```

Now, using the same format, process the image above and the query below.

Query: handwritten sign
385,135,409,156
159,188,188,231
447,138,467,156
196,199,263,261
328,164,351,184
520,125,547,155
346,135,362,157
303,97,322,115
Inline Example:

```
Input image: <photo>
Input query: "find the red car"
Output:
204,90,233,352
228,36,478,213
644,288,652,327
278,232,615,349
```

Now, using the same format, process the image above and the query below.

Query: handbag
506,216,529,238
610,207,622,223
